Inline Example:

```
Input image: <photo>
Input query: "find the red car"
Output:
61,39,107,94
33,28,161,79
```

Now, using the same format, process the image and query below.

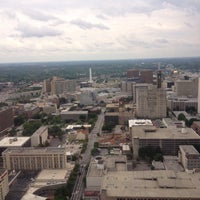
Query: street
70,111,104,200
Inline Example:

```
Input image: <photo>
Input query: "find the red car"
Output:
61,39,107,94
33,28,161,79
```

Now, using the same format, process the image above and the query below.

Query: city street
70,111,104,200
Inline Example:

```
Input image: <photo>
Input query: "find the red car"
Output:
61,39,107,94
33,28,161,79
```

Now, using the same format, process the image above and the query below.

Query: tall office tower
175,78,198,98
89,68,93,83
51,76,76,95
198,78,200,114
136,85,167,119
157,63,162,88
127,69,153,83
42,79,51,93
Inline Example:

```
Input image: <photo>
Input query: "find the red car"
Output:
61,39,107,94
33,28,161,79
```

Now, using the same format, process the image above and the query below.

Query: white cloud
0,0,200,62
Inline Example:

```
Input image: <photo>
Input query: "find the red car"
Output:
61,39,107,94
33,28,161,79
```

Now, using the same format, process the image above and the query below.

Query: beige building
101,170,200,200
179,145,200,171
0,169,9,200
31,126,48,147
175,78,198,98
136,85,167,119
86,155,127,190
131,125,200,158
51,76,76,95
2,147,67,170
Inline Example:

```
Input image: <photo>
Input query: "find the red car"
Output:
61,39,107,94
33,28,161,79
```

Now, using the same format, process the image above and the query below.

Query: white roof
0,137,30,147
128,119,153,128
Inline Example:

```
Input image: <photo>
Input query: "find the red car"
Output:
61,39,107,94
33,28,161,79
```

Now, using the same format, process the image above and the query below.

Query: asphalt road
70,111,104,200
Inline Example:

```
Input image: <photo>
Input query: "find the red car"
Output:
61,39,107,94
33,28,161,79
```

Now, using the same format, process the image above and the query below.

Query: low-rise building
0,137,30,154
191,121,200,136
85,155,127,198
101,170,200,200
132,125,200,158
31,126,48,147
2,147,67,170
179,145,200,171
61,110,88,121
0,169,9,200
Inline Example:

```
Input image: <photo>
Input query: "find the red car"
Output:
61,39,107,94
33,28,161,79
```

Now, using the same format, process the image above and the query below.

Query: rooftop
3,147,66,154
179,145,199,155
132,126,200,140
61,110,88,115
87,155,127,177
129,119,153,128
0,137,30,147
101,170,200,198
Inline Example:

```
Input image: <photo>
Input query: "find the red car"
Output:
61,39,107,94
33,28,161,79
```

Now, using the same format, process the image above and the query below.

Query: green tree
14,115,26,126
23,121,42,136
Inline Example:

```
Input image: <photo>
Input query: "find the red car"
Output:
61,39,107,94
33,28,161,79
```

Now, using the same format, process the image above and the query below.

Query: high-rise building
175,78,198,98
127,69,153,83
42,79,51,94
198,77,200,114
51,76,76,95
136,85,167,119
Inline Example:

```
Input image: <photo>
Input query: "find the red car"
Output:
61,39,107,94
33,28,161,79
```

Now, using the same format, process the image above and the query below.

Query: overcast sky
0,0,200,63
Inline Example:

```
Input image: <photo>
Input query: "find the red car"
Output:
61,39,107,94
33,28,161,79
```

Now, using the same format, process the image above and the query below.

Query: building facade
136,85,167,119
2,147,67,170
179,145,200,171
31,126,48,147
0,107,14,134
0,169,9,200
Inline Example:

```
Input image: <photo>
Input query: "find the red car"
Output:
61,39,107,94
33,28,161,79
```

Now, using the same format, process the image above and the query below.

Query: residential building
2,147,67,170
31,126,48,147
100,170,200,200
178,145,200,171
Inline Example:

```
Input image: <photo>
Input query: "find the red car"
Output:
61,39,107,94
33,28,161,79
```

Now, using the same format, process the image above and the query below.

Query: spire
89,68,93,83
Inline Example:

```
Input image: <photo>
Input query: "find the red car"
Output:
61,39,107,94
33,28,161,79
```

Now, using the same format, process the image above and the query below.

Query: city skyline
0,0,200,63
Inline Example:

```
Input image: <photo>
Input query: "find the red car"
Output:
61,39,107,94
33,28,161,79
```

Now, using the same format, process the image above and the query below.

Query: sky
0,0,200,63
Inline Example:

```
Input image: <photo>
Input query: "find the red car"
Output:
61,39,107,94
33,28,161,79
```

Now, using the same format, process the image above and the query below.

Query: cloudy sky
0,0,200,63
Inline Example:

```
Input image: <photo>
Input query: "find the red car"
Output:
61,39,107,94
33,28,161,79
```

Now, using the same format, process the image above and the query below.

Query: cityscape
0,1,200,200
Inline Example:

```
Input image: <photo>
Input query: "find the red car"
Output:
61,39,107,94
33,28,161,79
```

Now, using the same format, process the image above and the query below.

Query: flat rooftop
3,147,66,154
129,119,153,128
101,170,200,198
179,145,199,155
36,169,68,181
0,137,30,147
61,110,88,115
132,126,200,140
87,155,127,177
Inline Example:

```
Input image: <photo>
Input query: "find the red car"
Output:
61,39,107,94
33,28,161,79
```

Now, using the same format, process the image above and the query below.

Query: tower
157,63,162,88
89,68,93,83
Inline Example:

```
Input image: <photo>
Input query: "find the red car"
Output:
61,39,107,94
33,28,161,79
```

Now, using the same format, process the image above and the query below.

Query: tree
14,115,26,126
22,121,42,136
178,113,186,121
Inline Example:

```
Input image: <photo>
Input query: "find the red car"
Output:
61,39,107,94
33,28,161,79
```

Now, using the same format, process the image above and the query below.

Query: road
70,110,104,200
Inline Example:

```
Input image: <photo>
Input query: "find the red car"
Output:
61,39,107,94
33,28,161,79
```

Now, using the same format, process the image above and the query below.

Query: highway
70,110,104,200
